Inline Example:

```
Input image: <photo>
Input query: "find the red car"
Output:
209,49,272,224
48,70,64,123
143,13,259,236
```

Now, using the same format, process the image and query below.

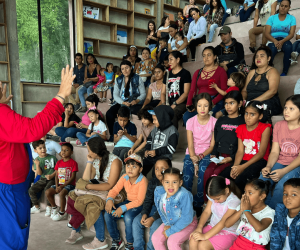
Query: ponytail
206,176,242,199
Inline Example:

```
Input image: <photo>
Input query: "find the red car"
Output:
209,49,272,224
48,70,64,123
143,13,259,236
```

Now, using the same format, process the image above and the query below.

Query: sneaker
65,230,83,244
52,212,68,221
280,72,287,77
51,207,59,219
110,239,124,250
82,237,108,250
77,106,87,113
124,243,134,250
65,137,76,143
30,206,41,214
249,47,256,53
51,135,61,142
74,104,80,111
67,222,72,228
75,139,82,146
102,98,106,102
290,59,298,66
45,206,52,217
291,51,299,61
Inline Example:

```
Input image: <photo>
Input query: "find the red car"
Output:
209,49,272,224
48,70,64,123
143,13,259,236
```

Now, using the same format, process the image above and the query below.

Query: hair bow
225,178,230,185
89,106,96,110
256,104,268,110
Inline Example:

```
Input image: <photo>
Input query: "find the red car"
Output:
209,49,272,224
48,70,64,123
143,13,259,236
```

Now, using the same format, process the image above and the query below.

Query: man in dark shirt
66,53,86,110
215,26,246,78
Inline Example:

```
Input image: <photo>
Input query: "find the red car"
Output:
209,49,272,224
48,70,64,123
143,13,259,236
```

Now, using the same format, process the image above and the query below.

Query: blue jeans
292,40,300,54
148,44,156,52
221,12,230,26
104,200,143,243
259,162,300,209
183,154,210,207
55,127,88,142
208,23,219,43
110,87,114,101
268,38,293,74
132,206,163,250
78,85,94,107
239,6,255,22
76,132,100,145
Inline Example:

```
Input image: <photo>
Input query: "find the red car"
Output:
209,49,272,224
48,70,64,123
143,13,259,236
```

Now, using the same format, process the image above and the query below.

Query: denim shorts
51,184,75,193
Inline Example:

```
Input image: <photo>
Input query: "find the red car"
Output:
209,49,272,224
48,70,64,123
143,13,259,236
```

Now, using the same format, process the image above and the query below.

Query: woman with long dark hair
106,60,146,140
206,0,224,43
125,46,141,72
77,53,101,112
157,16,170,39
145,20,158,52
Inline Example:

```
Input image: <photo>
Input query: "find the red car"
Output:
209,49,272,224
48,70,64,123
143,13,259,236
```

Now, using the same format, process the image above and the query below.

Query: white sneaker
45,206,52,217
291,51,299,61
65,230,84,244
51,207,59,219
30,206,41,214
52,212,68,221
290,59,298,66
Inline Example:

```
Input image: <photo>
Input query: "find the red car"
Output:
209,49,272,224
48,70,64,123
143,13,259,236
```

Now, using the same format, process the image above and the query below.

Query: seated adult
106,60,146,139
136,48,157,87
248,0,277,53
66,53,86,111
125,46,142,72
241,46,282,122
160,51,191,129
142,64,165,109
145,20,158,52
157,16,170,39
55,103,81,142
168,24,188,62
207,0,225,43
65,137,122,247
203,0,211,18
183,46,228,125
187,8,207,61
183,0,199,18
215,26,246,77
239,0,258,22
77,54,101,112
265,0,296,76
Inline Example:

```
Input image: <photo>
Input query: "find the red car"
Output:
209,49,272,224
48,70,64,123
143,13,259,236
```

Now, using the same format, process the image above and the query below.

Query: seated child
226,179,275,250
45,143,78,221
132,157,172,250
29,140,57,214
209,72,246,118
30,134,61,159
290,29,300,66
183,93,216,213
104,153,148,250
219,101,271,193
143,105,179,176
128,106,155,156
102,62,115,103
175,31,187,56
93,68,107,95
157,37,169,64
152,168,198,250
270,178,300,250
189,176,241,250
76,109,107,145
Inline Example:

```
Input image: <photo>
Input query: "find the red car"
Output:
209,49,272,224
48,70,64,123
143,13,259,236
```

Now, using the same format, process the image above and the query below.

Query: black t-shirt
61,113,81,128
163,68,192,105
159,47,168,64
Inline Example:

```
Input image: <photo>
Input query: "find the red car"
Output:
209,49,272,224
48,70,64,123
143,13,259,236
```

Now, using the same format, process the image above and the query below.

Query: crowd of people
19,0,300,250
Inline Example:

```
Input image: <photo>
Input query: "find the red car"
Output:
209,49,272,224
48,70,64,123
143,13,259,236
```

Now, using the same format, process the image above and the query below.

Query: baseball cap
124,153,143,166
218,26,231,36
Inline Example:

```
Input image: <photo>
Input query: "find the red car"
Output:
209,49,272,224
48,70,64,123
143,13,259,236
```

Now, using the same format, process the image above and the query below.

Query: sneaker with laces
65,230,83,244
77,106,87,113
124,243,134,250
65,137,76,142
82,237,108,250
291,51,299,61
30,206,41,214
290,59,298,66
45,206,52,217
110,239,124,250
52,212,68,221
51,207,59,219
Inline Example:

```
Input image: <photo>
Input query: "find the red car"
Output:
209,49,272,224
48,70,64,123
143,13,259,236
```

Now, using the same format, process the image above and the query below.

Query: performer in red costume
0,66,75,250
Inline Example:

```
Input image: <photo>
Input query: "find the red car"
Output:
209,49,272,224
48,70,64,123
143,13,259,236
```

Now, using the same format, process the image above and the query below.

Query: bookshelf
77,0,157,66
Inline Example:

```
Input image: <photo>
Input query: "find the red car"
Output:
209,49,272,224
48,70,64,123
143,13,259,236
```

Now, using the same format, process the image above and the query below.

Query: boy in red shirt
46,143,78,221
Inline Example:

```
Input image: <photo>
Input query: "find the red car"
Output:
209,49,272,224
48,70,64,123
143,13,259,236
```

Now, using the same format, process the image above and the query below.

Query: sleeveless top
149,82,162,100
247,69,282,117
93,153,122,181
104,71,114,85
87,65,98,79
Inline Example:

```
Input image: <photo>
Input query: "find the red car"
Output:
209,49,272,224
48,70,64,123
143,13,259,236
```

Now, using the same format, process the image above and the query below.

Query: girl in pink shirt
183,93,217,214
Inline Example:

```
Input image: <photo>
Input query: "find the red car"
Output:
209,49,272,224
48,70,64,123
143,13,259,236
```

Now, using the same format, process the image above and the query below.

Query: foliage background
16,0,70,84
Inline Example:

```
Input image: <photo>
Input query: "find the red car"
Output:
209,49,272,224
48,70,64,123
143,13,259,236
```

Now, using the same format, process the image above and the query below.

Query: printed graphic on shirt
58,167,72,185
221,124,239,131
280,138,300,156
243,139,256,154
168,77,181,98
153,133,166,149
44,158,55,170
271,25,291,34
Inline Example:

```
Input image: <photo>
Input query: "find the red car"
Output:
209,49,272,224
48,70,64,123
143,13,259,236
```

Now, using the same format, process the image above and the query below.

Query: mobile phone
89,179,100,184
112,210,124,217
266,172,275,176
74,122,79,125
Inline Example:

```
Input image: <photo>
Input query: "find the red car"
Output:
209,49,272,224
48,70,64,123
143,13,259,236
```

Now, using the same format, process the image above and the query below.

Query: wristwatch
174,101,178,106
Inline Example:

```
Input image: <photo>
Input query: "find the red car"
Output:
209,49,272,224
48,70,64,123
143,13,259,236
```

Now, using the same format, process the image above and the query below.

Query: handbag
83,81,94,89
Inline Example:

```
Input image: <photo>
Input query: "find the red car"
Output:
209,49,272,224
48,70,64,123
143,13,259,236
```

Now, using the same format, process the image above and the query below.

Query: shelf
163,4,182,12
0,43,6,46
86,53,123,61
0,23,5,26
22,82,60,87
84,17,133,30
83,0,133,14
134,27,148,33
0,61,8,64
84,38,144,50
135,0,156,4
0,80,9,83
134,12,156,19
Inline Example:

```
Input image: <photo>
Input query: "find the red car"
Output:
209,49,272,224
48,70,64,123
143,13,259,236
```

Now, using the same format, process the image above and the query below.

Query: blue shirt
73,64,86,85
244,0,256,6
113,121,137,148
266,14,296,39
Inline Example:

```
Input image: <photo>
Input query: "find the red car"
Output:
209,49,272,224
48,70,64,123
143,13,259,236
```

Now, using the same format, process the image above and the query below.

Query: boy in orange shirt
105,153,148,250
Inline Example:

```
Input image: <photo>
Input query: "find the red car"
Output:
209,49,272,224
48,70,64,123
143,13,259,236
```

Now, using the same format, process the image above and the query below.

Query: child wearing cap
143,105,179,176
104,153,148,250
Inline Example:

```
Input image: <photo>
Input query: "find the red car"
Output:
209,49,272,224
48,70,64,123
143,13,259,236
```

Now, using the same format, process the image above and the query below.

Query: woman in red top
0,66,74,250
183,46,227,126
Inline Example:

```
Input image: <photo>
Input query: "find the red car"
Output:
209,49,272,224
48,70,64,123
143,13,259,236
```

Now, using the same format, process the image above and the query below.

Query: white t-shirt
296,29,300,41
88,120,107,134
168,37,177,51
283,215,294,250
255,0,276,26
30,139,61,159
236,205,275,245
176,40,187,55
